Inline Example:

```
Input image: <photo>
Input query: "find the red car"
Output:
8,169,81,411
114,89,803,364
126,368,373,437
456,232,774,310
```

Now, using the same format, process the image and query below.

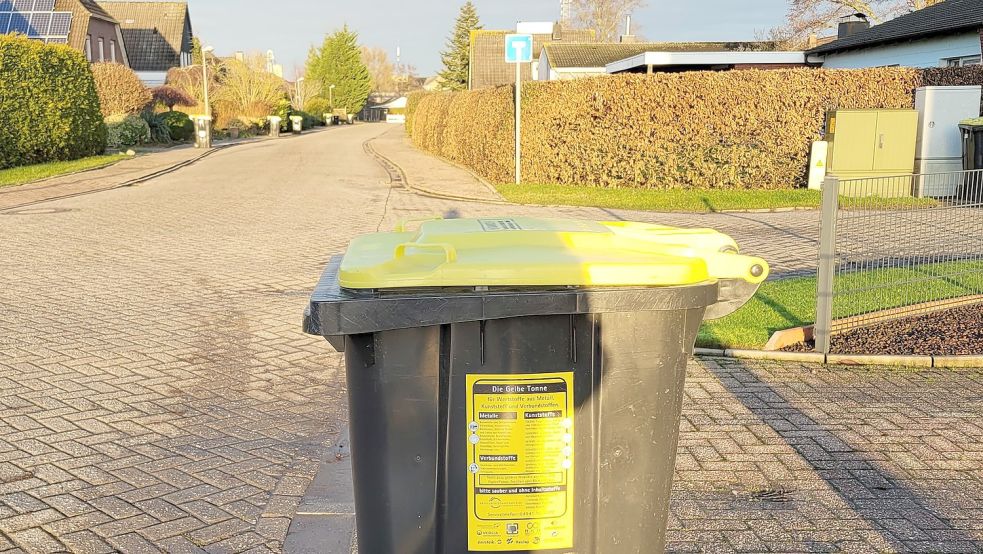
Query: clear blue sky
192,0,789,80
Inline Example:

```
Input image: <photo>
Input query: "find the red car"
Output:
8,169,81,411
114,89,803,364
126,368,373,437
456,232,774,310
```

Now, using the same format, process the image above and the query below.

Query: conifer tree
306,26,372,114
439,2,482,91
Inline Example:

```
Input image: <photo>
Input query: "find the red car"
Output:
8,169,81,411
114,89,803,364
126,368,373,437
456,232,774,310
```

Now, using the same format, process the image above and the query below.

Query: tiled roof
98,1,191,71
470,27,597,89
54,0,117,50
543,41,778,69
810,0,983,55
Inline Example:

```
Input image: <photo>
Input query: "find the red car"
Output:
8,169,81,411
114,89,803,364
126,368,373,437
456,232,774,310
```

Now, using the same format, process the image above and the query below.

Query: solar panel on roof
28,11,49,36
46,37,66,43
34,0,53,10
8,12,29,33
12,0,32,11
0,1,13,11
0,13,10,33
48,11,68,35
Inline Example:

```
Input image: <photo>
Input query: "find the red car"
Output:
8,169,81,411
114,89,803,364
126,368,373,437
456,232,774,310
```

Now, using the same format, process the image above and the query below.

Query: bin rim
304,257,721,338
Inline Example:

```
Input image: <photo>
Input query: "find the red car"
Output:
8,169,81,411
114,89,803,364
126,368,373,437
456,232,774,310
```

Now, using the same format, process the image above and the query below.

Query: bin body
343,308,704,554
305,217,768,554
193,116,212,149
960,124,983,199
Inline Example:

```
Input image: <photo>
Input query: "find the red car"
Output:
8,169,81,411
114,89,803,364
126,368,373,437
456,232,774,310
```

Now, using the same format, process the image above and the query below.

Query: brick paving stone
1,125,981,552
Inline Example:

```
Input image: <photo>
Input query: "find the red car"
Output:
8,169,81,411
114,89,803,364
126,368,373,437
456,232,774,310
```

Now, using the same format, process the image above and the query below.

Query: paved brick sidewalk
1,124,980,553
0,147,209,212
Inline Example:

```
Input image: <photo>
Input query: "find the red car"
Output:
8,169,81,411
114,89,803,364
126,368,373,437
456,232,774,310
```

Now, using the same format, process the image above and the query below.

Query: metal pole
814,175,839,354
515,62,521,185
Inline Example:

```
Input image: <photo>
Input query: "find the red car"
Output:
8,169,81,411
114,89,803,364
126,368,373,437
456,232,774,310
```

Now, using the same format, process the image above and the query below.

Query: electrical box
826,109,918,196
915,86,981,197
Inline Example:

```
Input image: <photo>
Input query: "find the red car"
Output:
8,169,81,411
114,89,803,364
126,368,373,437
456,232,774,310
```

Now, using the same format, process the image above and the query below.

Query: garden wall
407,67,983,189
0,35,106,170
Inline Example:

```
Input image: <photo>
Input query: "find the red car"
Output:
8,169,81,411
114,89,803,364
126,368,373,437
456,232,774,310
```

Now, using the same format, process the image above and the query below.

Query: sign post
505,34,533,185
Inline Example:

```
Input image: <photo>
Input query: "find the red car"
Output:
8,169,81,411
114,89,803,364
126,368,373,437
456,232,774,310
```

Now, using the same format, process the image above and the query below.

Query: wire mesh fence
814,171,983,353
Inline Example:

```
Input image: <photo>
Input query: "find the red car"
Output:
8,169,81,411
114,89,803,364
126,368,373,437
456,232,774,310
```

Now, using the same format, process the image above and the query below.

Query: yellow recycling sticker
466,372,574,551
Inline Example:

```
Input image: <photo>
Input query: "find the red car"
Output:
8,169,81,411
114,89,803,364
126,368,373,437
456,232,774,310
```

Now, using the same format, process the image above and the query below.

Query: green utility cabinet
826,109,918,196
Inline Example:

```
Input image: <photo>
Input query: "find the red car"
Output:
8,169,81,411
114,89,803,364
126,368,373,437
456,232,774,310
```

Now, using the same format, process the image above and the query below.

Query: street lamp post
329,84,336,110
296,77,305,110
197,45,215,148
202,45,214,119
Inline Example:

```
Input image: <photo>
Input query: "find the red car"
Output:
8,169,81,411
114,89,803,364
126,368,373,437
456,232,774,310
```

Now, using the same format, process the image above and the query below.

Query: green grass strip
698,260,983,349
496,183,939,213
0,154,129,188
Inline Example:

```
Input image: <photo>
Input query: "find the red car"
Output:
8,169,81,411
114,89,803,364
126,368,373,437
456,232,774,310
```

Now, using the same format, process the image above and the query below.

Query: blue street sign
505,34,534,64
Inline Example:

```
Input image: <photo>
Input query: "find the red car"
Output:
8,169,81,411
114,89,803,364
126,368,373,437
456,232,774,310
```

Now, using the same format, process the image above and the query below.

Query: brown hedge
408,67,983,189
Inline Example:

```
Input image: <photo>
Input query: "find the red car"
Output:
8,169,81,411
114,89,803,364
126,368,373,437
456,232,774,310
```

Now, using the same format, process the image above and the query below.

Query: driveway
0,124,980,553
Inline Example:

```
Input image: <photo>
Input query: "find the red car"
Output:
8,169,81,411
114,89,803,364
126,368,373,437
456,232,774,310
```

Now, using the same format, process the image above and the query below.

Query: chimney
837,13,870,39
620,15,637,43
807,33,818,48
234,51,244,62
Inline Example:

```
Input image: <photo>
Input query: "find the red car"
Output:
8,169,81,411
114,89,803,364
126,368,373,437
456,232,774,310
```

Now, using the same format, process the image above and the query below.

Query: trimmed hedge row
0,35,106,170
407,67,983,189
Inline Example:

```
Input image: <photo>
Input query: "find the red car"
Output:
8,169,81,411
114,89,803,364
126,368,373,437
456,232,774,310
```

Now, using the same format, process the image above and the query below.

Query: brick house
1,0,129,64
98,1,194,85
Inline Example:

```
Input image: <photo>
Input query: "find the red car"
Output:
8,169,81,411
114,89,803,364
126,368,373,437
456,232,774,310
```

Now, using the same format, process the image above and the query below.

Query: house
1,0,129,65
98,0,194,85
537,41,805,81
808,1,983,68
469,21,596,89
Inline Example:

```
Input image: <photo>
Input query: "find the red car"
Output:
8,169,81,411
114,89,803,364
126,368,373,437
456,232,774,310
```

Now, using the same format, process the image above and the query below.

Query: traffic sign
505,34,533,64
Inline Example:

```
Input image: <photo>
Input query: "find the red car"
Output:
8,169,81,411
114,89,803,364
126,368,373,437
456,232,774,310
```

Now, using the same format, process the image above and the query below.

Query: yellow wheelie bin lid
337,217,768,290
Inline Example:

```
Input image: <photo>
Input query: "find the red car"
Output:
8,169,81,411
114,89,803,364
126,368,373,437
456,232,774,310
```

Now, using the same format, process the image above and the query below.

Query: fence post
814,176,839,355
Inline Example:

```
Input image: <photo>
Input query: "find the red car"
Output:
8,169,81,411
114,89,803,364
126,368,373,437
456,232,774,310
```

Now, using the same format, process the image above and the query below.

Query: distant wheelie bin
304,216,769,554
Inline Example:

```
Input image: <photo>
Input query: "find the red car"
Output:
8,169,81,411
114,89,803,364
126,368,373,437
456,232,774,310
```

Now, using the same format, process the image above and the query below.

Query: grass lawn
698,260,983,349
496,183,940,213
0,154,129,189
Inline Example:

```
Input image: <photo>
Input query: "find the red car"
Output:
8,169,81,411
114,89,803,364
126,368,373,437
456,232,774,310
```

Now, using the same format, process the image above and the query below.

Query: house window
944,55,982,67
98,37,104,62
84,36,92,61
110,40,117,63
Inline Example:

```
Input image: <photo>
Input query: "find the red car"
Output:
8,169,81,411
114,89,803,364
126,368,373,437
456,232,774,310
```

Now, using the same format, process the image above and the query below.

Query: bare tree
767,0,944,49
571,0,646,43
360,46,396,93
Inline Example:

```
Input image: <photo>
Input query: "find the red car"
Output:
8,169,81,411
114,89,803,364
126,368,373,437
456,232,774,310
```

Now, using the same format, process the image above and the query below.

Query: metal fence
815,170,983,353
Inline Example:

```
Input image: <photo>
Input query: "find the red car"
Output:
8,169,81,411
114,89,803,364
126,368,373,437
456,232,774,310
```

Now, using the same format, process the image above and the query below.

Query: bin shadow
703,360,980,551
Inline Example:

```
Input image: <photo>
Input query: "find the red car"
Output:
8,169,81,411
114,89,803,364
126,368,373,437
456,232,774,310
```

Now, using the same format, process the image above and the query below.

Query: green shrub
141,110,171,144
105,113,150,148
158,110,194,141
404,91,427,137
272,98,292,130
304,97,332,123
0,35,106,169
91,62,152,116
410,67,983,189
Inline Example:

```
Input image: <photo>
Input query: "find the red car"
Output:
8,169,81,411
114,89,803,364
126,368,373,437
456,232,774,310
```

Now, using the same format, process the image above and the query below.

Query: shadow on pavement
707,360,981,552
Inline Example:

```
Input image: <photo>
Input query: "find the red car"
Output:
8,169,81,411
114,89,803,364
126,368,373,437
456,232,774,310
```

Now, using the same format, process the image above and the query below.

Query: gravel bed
784,302,983,356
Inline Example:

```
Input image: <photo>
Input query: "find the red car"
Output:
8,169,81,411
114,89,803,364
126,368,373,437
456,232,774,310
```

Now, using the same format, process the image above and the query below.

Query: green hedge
408,67,983,189
0,35,106,169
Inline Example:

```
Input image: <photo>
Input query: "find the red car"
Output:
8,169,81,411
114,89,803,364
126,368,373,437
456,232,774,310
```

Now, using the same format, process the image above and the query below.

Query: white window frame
110,40,116,62
85,36,92,61
98,37,104,62
944,55,982,67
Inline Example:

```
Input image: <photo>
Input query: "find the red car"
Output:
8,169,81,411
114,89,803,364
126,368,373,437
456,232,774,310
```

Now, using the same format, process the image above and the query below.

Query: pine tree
306,26,372,114
439,2,482,91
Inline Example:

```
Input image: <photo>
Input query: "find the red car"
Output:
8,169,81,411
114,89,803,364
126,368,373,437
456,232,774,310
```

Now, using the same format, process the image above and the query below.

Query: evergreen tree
439,2,482,91
306,26,372,114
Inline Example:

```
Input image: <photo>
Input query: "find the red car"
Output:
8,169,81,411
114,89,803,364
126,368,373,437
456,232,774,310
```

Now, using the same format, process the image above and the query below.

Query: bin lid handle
393,242,457,264
393,216,443,233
